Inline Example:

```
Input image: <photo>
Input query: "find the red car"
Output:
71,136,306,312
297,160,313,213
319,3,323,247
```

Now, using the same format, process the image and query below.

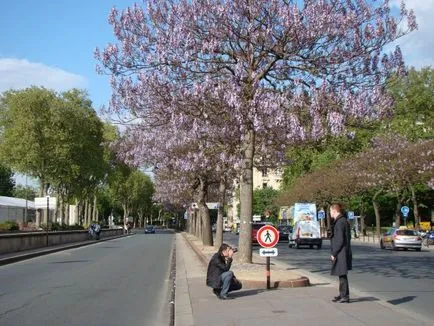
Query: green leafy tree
385,67,434,140
0,87,58,195
0,164,15,196
129,170,154,227
253,187,280,222
12,184,37,200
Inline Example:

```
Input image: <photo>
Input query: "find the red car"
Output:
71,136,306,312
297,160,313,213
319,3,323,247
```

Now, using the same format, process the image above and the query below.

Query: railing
0,228,123,255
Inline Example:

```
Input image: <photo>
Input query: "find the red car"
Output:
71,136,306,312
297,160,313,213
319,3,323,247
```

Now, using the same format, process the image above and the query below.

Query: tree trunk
359,197,365,237
197,177,213,246
193,210,198,237
215,176,226,249
93,195,98,222
86,199,91,225
410,185,420,230
372,190,382,238
238,129,254,263
394,194,406,227
123,204,130,234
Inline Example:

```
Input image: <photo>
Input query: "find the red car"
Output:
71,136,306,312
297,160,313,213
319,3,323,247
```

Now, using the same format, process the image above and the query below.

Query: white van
289,219,322,249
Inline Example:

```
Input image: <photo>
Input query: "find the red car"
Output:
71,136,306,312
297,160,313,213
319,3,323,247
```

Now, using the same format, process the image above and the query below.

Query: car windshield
396,229,417,236
252,224,265,230
146,226,154,230
278,226,292,232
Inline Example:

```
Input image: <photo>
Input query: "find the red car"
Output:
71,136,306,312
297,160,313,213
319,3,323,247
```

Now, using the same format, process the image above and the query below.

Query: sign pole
266,256,271,289
46,196,49,246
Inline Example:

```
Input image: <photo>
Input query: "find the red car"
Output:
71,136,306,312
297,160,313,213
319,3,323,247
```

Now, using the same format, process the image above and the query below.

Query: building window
262,167,268,177
262,182,268,189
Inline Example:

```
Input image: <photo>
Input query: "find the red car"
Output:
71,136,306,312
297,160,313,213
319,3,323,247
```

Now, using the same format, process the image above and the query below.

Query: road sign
257,225,279,248
253,215,261,222
401,206,410,217
34,196,57,210
318,210,325,220
347,211,355,220
259,248,278,257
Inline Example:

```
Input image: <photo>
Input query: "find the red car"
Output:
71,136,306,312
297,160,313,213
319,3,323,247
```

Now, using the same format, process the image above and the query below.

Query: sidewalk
175,233,430,326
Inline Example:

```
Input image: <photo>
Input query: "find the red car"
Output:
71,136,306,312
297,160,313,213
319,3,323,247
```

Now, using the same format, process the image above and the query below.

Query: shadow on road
310,282,331,286
350,296,380,303
230,289,266,298
387,296,417,305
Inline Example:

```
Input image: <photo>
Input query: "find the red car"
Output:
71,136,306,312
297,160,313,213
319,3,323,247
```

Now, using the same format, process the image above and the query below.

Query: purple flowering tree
97,0,416,262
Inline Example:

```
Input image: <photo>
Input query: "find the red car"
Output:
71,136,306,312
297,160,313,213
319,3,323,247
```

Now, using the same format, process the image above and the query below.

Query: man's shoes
332,296,341,302
332,296,350,303
218,294,233,300
212,289,220,297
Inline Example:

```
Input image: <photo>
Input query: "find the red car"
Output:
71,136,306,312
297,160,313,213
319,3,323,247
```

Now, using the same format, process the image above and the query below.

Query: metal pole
266,257,271,289
46,196,49,246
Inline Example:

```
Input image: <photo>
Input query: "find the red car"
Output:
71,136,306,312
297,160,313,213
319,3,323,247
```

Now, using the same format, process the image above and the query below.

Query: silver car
380,228,422,251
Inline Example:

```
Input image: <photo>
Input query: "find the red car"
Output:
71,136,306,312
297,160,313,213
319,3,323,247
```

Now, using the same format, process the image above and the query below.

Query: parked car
380,228,422,251
251,222,272,245
277,225,292,242
144,225,156,234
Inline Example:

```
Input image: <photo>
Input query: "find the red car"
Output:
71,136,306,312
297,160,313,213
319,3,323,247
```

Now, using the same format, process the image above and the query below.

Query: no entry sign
257,225,279,248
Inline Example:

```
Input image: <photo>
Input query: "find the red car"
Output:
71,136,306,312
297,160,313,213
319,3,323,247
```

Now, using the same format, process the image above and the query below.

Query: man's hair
330,203,344,213
218,243,231,255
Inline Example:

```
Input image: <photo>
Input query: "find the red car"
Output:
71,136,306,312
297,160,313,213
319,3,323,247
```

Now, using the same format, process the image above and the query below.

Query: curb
181,232,310,289
0,233,133,266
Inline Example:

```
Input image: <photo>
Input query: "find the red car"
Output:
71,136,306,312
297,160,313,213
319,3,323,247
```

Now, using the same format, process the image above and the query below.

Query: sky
1,0,433,186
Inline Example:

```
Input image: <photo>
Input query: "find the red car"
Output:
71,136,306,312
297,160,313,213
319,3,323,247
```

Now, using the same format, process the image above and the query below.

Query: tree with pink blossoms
97,0,417,263
118,101,239,246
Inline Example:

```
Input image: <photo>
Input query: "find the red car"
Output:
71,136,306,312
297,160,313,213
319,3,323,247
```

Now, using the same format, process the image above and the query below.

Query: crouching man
206,243,242,300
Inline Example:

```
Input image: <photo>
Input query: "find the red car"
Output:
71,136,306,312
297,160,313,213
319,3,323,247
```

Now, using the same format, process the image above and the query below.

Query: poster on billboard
293,203,317,224
278,206,289,220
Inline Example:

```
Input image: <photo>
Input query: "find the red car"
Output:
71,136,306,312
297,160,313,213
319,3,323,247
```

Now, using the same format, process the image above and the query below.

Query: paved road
224,233,434,320
0,230,174,326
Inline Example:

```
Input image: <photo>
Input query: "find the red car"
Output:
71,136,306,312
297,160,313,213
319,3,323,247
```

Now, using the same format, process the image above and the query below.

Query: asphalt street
224,232,434,320
0,230,174,326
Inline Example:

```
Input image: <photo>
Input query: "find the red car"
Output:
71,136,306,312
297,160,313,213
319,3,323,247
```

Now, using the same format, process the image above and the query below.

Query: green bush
0,220,20,231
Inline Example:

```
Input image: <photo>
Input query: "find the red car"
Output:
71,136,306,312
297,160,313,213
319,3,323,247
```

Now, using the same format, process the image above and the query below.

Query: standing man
330,203,352,303
206,243,242,300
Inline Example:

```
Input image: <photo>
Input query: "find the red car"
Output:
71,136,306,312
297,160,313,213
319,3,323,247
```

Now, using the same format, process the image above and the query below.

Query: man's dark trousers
220,271,242,296
339,275,349,299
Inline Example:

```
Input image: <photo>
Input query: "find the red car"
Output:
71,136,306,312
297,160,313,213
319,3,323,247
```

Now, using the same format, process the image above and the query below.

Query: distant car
211,224,217,233
380,228,422,251
277,225,292,242
144,225,155,234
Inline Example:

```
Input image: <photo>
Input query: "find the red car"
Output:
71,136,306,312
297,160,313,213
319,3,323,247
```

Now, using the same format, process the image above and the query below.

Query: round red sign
257,225,279,248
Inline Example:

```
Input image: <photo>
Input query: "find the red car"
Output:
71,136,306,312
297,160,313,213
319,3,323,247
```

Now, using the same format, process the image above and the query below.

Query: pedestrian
206,243,242,300
330,203,352,303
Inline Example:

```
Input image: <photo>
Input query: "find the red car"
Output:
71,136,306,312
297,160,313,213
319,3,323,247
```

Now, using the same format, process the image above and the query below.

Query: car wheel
317,244,322,249
380,240,385,249
309,245,313,249
416,248,421,252
288,244,293,248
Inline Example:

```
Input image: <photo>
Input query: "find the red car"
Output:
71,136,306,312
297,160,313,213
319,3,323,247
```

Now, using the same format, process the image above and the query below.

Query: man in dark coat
206,243,242,300
330,203,352,303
